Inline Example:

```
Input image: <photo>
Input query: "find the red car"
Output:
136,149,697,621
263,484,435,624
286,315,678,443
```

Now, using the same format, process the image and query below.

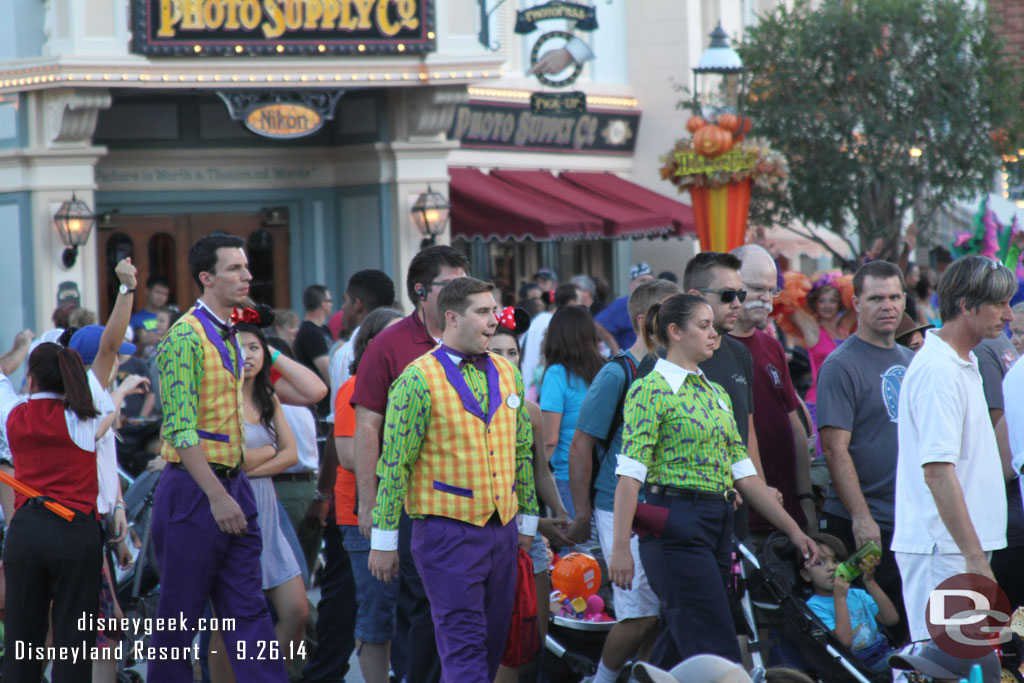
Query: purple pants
149,466,286,682
411,515,518,683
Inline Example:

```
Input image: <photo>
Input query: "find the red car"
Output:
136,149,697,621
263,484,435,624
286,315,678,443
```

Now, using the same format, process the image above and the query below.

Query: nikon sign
131,0,435,55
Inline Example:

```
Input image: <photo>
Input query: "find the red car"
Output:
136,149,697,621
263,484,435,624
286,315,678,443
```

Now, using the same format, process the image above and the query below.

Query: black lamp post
692,23,746,121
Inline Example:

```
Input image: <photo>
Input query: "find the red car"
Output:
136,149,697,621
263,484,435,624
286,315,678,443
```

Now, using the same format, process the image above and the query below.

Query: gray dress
245,421,302,590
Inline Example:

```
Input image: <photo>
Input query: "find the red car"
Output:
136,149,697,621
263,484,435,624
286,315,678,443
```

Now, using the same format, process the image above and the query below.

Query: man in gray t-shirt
817,261,913,640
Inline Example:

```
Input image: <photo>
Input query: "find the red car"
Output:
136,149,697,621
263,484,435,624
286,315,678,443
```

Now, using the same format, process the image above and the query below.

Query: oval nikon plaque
245,103,323,139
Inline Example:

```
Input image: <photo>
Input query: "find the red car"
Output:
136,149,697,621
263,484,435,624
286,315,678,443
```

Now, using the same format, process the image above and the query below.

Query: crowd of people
0,231,1018,683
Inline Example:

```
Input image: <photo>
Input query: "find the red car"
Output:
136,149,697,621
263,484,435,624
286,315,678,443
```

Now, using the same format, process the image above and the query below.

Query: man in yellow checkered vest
151,234,285,681
368,277,539,683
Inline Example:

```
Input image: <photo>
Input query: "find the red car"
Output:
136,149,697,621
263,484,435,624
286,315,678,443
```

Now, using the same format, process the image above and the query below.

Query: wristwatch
313,490,333,502
118,284,136,295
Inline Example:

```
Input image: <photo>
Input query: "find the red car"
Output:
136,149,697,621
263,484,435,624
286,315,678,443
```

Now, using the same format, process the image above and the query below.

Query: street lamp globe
53,193,96,269
692,23,745,122
411,186,450,248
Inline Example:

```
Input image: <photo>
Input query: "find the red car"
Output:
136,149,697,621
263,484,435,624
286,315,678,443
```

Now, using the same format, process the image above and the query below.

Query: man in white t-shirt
893,254,1016,642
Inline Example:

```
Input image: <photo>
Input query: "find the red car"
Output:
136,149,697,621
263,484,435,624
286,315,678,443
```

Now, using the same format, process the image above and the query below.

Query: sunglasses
698,288,748,304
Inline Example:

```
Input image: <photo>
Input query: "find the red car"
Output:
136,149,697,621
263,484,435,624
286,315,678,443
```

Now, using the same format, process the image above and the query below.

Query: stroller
113,467,162,683
543,540,618,681
740,532,891,683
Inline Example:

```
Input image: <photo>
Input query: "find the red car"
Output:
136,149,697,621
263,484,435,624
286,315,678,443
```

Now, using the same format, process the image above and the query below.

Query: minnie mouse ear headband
494,306,531,336
231,303,275,329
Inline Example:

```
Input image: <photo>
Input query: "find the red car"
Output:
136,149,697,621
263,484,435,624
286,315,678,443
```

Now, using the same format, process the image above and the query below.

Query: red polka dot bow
495,307,516,328
230,307,261,325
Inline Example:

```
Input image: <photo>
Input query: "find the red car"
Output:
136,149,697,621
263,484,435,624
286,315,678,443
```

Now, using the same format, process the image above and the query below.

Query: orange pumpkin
733,116,754,142
694,125,733,157
686,116,706,133
718,113,741,133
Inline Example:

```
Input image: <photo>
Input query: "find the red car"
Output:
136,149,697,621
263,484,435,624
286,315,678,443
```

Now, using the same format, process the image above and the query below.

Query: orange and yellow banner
689,180,752,253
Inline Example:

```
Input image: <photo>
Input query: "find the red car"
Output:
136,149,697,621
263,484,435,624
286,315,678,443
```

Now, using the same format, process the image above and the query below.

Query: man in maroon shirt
729,245,815,537
351,245,469,683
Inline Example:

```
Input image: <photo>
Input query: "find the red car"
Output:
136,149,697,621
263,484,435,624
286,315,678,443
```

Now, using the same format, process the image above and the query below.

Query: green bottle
834,541,882,582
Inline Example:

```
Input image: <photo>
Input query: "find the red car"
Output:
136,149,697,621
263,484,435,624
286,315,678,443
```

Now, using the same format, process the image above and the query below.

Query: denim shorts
530,532,549,575
341,524,398,643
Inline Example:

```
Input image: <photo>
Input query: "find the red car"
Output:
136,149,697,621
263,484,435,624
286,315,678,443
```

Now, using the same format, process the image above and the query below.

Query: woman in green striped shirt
608,293,816,665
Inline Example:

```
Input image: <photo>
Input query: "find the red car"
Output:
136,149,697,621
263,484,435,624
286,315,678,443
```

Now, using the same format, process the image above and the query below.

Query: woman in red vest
0,341,104,683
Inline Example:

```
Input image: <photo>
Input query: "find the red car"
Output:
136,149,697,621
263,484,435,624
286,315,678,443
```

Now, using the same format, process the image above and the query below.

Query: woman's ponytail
56,347,99,420
642,302,662,351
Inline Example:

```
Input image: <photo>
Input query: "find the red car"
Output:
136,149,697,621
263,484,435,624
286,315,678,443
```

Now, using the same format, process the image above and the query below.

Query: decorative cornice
43,89,112,146
395,85,470,140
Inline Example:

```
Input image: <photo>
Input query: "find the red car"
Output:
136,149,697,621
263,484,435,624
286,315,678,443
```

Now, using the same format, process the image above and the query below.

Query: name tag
506,394,521,410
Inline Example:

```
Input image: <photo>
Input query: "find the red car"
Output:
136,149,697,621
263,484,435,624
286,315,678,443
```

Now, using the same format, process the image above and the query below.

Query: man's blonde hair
628,279,681,333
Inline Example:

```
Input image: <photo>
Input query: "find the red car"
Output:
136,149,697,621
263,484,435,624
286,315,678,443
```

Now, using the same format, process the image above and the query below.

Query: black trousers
819,512,908,644
303,520,357,682
3,502,103,683
640,493,742,667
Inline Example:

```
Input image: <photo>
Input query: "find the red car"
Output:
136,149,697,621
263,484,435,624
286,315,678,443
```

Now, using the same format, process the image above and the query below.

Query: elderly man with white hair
728,245,816,539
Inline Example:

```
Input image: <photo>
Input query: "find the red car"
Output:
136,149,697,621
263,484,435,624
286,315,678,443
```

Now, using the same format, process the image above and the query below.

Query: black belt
171,462,242,479
645,484,736,504
272,472,317,483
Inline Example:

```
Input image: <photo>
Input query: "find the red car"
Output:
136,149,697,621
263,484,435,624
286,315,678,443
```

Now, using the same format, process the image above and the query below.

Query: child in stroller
744,532,892,682
795,534,900,675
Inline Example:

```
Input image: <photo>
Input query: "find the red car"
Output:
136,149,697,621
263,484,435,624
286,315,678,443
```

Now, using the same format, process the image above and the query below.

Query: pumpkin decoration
733,116,754,142
718,113,741,134
693,125,734,157
686,116,706,133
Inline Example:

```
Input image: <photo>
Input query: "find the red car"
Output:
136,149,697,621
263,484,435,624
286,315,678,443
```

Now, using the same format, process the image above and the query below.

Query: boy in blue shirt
799,533,900,674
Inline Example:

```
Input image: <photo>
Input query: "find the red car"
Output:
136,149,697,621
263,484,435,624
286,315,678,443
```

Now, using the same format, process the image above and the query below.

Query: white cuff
1012,449,1024,478
731,458,757,481
565,36,595,64
615,454,648,483
517,514,539,536
370,528,399,551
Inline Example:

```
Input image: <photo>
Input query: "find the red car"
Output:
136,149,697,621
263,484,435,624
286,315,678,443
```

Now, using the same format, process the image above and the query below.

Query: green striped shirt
621,362,747,491
373,359,538,531
157,322,206,450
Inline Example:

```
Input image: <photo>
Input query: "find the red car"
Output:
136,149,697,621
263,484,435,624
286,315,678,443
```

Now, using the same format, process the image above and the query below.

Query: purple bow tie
440,344,490,373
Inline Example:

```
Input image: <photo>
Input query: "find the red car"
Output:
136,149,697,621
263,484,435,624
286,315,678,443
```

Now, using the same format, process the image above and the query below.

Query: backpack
590,352,657,498
501,548,539,668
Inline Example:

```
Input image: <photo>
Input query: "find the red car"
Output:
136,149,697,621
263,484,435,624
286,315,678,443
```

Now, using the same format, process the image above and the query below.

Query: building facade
1,0,774,345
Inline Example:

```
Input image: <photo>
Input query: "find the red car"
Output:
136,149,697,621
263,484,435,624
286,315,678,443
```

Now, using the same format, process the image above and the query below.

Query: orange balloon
551,553,602,600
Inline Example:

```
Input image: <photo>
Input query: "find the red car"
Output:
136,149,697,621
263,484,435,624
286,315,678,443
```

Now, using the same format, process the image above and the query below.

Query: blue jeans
556,478,575,520
342,525,399,644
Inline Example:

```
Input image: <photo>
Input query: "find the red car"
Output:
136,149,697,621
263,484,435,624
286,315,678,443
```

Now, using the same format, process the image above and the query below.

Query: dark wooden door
96,211,291,319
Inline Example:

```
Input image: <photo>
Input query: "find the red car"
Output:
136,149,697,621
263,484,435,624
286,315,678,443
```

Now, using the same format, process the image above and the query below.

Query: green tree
738,0,1023,261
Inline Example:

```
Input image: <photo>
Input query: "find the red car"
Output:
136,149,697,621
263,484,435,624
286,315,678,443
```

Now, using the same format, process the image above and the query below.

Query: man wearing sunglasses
684,252,765,542
729,245,815,539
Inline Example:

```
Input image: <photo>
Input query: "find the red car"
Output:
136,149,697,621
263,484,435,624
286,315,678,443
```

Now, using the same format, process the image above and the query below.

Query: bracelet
796,493,815,502
271,349,281,365
114,502,126,511
313,490,333,502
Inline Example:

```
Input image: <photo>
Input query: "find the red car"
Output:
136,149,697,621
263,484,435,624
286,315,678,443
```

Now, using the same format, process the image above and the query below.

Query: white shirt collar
28,392,62,401
196,299,229,326
653,358,704,393
922,329,976,369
